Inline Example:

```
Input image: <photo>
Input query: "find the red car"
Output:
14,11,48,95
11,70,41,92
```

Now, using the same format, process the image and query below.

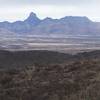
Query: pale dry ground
0,35,100,53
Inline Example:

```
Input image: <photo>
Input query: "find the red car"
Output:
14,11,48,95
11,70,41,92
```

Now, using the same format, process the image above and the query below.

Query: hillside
0,50,100,69
0,50,100,100
0,50,72,69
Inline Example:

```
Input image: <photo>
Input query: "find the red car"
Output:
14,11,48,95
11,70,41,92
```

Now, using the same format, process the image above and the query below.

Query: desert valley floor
1,34,100,53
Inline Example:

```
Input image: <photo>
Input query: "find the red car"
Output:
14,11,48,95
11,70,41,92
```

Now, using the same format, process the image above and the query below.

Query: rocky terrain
0,50,100,100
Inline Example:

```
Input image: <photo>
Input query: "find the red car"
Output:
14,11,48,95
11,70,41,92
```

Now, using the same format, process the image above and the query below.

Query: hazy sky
0,0,100,22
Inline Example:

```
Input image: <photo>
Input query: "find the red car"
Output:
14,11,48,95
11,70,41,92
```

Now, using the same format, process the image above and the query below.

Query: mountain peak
26,12,38,20
24,12,41,25
29,12,37,18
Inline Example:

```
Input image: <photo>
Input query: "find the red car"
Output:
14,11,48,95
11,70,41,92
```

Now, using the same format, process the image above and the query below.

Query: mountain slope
0,12,41,34
0,12,100,35
31,16,94,35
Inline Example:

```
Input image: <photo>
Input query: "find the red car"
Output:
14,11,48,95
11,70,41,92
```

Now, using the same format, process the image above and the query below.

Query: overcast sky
0,0,100,22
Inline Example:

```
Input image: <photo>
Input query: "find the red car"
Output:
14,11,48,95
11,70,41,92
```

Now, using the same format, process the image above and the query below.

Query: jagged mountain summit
0,12,41,34
24,12,41,25
0,12,100,35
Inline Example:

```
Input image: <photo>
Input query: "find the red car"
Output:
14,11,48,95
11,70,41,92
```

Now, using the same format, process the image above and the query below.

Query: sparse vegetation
0,50,100,100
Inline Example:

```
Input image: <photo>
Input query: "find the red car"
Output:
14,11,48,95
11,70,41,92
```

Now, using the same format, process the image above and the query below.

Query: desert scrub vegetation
0,59,100,100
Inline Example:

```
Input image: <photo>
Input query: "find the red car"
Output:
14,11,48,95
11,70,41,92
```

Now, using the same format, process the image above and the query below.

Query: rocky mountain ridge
0,12,100,36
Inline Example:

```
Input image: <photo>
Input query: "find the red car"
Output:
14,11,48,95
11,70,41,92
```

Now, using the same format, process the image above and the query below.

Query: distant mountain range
0,12,100,36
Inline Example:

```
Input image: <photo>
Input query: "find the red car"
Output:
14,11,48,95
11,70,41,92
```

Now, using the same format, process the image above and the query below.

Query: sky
0,0,100,22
